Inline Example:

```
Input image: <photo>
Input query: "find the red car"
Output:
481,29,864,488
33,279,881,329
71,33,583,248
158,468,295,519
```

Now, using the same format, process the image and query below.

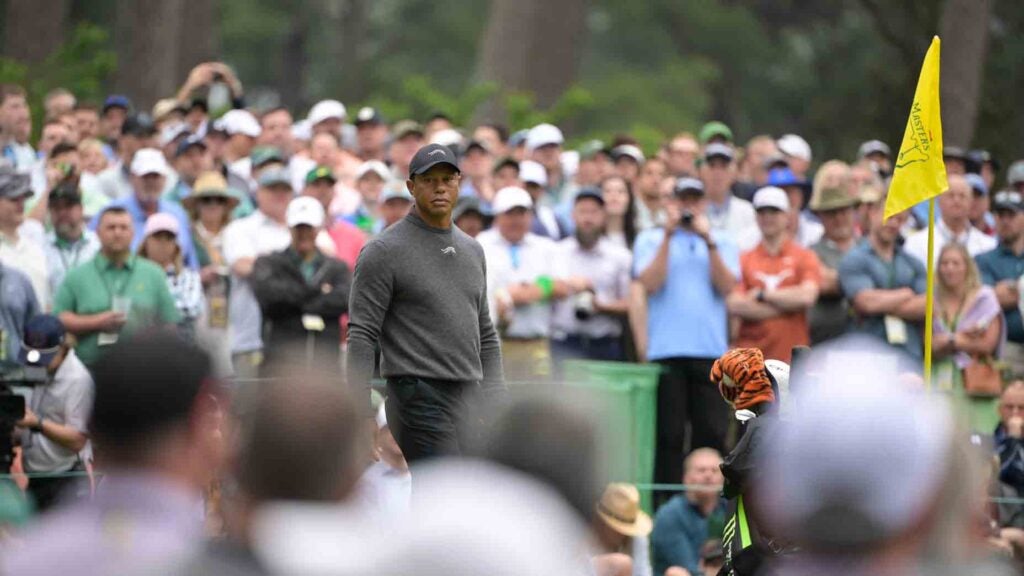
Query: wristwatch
30,417,44,433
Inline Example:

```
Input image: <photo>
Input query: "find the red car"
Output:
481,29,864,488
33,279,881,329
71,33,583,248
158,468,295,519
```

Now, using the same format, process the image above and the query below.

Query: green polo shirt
53,253,181,366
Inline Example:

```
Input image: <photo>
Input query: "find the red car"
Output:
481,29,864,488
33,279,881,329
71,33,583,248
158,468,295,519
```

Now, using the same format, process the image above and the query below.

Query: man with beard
551,188,631,362
44,182,101,296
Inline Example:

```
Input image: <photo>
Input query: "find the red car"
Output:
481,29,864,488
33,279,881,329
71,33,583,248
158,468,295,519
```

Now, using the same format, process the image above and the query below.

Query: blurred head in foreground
90,331,221,488
755,337,1005,572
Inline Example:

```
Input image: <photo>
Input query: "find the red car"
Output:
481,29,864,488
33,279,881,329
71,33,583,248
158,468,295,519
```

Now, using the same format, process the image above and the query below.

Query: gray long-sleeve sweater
347,211,504,408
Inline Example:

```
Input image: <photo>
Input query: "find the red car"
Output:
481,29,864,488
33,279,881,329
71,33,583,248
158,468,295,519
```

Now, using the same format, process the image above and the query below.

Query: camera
0,361,48,474
574,290,596,320
681,211,694,227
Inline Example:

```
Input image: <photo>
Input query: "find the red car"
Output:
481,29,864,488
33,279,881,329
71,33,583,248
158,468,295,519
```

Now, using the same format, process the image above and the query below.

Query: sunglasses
198,196,229,205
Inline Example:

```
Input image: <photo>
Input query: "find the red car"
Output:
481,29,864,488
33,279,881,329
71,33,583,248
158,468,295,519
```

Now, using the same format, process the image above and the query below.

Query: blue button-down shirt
839,240,927,358
633,228,740,360
976,243,1024,343
89,194,199,269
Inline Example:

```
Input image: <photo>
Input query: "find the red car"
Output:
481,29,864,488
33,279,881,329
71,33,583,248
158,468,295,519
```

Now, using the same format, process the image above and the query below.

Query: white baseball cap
612,144,645,164
291,119,312,142
752,186,791,212
220,109,261,138
130,148,171,177
526,123,564,152
356,160,391,182
307,99,347,127
777,134,812,163
519,160,548,187
429,128,464,148
286,196,325,228
492,186,534,215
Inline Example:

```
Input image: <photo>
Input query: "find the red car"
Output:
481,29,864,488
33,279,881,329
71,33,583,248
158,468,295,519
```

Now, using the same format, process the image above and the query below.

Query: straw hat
809,160,858,212
595,483,652,537
182,171,240,212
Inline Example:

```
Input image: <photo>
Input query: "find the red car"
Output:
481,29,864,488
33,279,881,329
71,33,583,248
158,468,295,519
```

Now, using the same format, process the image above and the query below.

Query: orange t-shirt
734,240,821,362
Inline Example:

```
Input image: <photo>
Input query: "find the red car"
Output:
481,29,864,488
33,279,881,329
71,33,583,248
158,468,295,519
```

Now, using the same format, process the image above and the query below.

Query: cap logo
427,149,446,157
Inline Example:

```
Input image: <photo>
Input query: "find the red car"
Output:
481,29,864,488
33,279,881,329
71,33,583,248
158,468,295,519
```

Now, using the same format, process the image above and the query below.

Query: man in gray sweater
347,143,505,462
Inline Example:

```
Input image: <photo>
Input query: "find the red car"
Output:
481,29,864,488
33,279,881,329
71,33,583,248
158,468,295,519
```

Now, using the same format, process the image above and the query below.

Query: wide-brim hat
809,186,859,211
182,171,241,213
595,483,653,537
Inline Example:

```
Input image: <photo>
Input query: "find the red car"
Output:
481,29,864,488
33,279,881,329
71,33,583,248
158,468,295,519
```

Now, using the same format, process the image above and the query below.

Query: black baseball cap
993,190,1024,212
48,180,81,205
574,187,605,206
409,143,461,176
121,113,156,137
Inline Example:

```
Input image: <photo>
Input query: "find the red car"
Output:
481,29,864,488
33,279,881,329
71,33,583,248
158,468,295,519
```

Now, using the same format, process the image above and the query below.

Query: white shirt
478,229,565,339
795,213,824,247
904,219,997,266
22,350,93,473
223,211,292,353
45,229,101,298
356,461,411,519
0,220,50,310
707,195,760,251
552,237,631,339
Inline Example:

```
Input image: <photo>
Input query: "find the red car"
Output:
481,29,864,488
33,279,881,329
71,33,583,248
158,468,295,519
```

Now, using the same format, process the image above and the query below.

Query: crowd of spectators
2,61,1024,574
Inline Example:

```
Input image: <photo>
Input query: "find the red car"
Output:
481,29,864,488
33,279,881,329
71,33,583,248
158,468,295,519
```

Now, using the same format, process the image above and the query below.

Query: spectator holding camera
634,176,738,486
551,188,632,362
16,315,92,513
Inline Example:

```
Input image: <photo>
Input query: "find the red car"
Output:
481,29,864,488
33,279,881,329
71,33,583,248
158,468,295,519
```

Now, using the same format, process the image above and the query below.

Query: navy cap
19,315,65,367
673,177,705,196
409,143,461,176
175,133,207,158
0,165,31,200
355,106,385,126
102,94,131,114
574,187,605,206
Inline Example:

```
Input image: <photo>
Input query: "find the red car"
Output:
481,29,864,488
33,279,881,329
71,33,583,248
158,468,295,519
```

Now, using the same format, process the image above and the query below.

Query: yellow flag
884,36,948,220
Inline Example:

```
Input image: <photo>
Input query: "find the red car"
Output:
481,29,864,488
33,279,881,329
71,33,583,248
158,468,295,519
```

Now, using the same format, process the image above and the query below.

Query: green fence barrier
562,360,660,512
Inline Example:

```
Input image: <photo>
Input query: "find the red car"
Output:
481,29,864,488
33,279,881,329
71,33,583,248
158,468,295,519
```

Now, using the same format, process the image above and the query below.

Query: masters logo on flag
884,36,949,220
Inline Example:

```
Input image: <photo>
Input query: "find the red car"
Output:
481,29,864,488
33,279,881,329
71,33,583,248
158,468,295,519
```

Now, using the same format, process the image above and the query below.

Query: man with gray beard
551,188,632,363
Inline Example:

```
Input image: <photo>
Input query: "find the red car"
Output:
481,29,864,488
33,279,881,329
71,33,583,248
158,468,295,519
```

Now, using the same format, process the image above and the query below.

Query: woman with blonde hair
932,241,1005,431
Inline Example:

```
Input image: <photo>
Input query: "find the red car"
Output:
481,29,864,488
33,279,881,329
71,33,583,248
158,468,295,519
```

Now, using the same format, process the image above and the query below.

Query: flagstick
923,197,936,387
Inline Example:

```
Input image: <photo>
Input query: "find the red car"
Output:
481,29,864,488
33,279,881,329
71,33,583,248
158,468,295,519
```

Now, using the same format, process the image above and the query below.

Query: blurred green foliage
4,0,1024,172
0,23,115,138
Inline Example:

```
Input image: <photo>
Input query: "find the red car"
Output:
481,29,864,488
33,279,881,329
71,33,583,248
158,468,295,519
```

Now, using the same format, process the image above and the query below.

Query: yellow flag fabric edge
924,198,935,387
884,35,948,221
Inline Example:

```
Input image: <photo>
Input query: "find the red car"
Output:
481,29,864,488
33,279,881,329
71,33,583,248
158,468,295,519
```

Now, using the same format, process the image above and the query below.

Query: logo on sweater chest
441,246,456,256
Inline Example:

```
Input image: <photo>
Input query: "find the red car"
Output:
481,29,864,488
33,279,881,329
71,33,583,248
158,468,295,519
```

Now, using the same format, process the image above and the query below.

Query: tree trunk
278,13,309,111
337,0,368,102
176,0,221,84
4,0,71,63
475,0,589,121
114,0,185,111
939,0,991,148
